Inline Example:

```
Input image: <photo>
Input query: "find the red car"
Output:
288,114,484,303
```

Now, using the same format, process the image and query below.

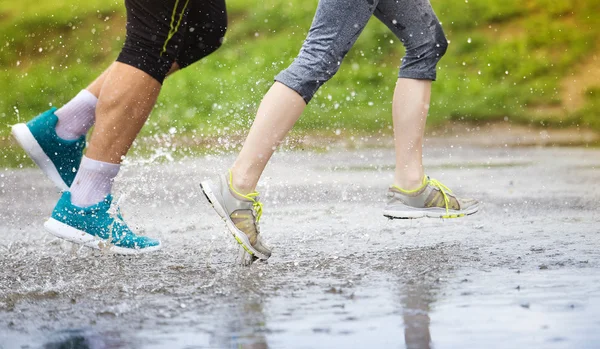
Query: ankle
70,156,120,207
229,169,256,195
55,90,97,140
394,173,425,191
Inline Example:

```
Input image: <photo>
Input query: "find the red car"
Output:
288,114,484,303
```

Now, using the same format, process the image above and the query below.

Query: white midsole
11,123,68,191
200,181,268,260
383,203,480,219
44,218,162,255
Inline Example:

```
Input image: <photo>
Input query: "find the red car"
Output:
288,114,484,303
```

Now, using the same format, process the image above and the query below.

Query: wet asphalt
0,143,599,348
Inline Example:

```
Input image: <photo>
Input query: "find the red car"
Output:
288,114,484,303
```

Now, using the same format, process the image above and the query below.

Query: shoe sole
44,218,162,255
11,123,69,191
200,181,270,261
383,203,480,219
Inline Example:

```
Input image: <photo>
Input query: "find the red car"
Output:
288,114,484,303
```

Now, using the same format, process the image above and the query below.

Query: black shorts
117,0,227,83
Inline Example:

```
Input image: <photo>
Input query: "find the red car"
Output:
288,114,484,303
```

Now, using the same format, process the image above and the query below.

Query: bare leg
85,62,163,164
230,82,306,193
232,78,430,193
392,78,431,190
85,67,112,98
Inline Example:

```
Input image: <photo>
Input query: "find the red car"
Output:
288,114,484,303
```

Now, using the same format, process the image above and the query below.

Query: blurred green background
1,0,599,160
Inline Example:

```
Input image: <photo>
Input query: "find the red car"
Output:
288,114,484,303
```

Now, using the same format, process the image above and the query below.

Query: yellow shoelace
228,170,263,223
428,177,453,213
244,191,263,222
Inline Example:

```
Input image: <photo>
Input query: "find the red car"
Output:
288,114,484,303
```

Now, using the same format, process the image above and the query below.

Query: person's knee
399,22,448,81
117,33,173,84
275,53,341,104
432,22,448,60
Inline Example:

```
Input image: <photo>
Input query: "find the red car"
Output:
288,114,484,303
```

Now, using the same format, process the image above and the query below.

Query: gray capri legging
275,0,448,103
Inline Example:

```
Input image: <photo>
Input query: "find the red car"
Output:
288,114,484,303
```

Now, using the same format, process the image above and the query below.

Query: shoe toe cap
138,236,162,248
458,197,479,209
115,234,161,250
253,236,272,258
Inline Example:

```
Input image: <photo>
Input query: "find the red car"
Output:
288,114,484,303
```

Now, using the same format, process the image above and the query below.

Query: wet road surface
1,144,599,348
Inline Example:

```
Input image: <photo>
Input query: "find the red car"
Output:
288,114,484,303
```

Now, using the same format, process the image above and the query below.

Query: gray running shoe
384,176,479,219
200,172,272,260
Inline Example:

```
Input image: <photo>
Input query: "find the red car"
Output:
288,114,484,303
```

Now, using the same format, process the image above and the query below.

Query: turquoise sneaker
11,108,85,191
44,192,162,255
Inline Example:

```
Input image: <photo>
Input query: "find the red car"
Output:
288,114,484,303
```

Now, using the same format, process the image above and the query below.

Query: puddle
2,268,598,349
1,146,599,349
433,269,600,349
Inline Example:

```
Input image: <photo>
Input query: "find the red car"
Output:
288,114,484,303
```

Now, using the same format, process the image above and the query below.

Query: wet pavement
1,143,599,348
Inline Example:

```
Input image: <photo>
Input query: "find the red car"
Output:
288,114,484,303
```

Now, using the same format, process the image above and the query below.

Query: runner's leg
84,0,191,165
374,0,478,219
373,0,448,189
230,0,378,193
42,0,199,253
53,62,180,143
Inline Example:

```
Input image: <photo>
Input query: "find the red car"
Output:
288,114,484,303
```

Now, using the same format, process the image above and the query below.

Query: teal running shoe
44,192,162,254
11,108,85,191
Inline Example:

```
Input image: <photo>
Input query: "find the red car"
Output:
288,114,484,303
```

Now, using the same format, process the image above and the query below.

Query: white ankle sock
55,90,98,140
70,156,121,207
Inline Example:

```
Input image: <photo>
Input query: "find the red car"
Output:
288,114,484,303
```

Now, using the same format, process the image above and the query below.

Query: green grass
1,0,599,163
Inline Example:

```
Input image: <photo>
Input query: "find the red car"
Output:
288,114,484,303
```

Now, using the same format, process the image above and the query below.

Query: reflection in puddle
137,279,437,348
401,281,435,349
42,329,119,349
3,271,599,348
211,299,268,349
